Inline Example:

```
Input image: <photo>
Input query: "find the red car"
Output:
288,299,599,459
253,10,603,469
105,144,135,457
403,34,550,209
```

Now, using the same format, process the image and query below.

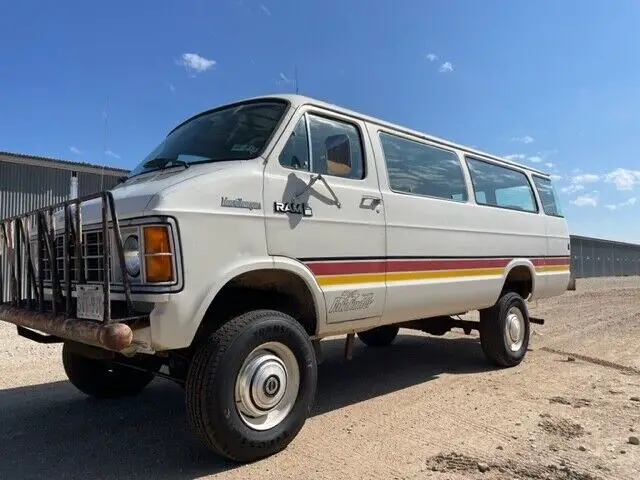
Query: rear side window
379,132,468,201
533,175,564,217
466,157,538,213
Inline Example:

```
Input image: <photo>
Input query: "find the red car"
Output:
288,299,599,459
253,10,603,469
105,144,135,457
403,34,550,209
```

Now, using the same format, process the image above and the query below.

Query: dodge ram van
0,94,570,462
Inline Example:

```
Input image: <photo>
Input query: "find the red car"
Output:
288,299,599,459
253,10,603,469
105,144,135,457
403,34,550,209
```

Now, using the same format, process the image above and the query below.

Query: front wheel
479,291,530,367
186,309,318,462
62,343,155,398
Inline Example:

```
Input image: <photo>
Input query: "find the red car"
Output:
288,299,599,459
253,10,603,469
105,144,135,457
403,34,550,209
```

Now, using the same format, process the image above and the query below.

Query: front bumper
0,304,145,352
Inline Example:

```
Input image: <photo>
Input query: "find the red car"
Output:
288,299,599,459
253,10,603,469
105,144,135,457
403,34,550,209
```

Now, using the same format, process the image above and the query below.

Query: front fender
189,255,326,339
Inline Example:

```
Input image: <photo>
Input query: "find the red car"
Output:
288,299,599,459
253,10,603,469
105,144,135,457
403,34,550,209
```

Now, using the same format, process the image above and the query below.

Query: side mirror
325,134,351,176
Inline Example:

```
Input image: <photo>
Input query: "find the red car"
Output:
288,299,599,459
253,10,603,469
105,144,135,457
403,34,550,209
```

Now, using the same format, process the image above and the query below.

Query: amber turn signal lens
143,226,173,282
144,226,171,254
145,255,173,282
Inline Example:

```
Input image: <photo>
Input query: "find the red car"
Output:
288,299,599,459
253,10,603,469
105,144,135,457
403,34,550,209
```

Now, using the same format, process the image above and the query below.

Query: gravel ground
1,276,639,480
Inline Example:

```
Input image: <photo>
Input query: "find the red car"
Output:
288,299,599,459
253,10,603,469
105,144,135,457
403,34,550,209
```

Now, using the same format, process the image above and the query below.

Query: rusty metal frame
0,191,138,351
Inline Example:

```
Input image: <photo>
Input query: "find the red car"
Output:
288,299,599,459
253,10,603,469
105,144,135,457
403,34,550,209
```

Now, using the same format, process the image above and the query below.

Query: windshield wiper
142,157,191,171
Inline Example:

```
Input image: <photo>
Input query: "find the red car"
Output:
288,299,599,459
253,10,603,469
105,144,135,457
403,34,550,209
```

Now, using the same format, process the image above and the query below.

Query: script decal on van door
273,201,313,217
328,290,375,314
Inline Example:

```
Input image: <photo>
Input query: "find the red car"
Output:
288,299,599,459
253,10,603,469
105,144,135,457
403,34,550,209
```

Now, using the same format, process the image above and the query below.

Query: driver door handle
360,195,381,209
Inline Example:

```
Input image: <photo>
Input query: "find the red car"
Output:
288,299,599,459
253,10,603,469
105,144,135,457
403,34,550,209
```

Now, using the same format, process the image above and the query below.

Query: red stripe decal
305,257,571,276
306,260,386,276
544,257,571,266
386,258,510,272
307,257,570,275
305,257,570,276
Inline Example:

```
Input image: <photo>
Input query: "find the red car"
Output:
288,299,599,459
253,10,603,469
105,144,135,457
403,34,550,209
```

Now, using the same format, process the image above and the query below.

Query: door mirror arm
292,173,342,208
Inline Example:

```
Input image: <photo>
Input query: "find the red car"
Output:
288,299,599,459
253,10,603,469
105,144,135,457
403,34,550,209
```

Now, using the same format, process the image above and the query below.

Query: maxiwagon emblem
273,201,313,217
221,197,261,210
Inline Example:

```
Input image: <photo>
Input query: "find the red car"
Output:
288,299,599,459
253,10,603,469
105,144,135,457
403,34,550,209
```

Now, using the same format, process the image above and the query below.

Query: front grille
39,230,111,284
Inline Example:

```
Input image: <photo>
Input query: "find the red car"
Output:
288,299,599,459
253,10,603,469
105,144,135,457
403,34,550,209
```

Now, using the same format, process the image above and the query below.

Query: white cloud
279,72,291,83
504,153,526,161
561,184,585,194
528,156,543,163
604,168,640,191
105,150,121,160
260,4,271,15
572,168,582,173
571,194,598,207
168,82,175,92
604,196,638,211
438,62,453,73
69,146,82,155
539,148,558,156
179,53,216,74
545,162,555,168
511,135,535,144
550,174,562,181
571,173,600,184
426,53,438,62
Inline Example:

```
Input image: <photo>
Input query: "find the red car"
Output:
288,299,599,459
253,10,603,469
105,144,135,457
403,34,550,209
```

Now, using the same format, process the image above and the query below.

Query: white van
0,94,570,462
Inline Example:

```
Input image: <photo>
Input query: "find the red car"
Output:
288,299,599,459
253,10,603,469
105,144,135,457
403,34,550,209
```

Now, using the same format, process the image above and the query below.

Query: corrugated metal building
0,151,127,219
1,150,128,302
570,234,640,278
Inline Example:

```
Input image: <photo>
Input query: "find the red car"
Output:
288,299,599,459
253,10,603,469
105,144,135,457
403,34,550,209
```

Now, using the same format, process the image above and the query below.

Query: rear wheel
479,291,530,367
186,309,317,462
357,325,400,347
62,343,154,398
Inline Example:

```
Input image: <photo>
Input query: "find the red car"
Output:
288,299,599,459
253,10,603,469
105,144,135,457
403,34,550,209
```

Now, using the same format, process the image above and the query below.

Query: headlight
123,234,141,277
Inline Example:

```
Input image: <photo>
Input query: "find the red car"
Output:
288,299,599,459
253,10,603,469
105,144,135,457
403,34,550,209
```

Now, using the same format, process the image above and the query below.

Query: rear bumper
0,304,140,352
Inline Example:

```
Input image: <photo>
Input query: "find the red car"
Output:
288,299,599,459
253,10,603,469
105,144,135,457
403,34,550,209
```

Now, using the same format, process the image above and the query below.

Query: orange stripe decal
305,256,570,287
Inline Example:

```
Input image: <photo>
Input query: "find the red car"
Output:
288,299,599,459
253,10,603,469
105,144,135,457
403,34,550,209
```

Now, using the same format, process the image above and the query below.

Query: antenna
295,64,299,94
100,95,110,191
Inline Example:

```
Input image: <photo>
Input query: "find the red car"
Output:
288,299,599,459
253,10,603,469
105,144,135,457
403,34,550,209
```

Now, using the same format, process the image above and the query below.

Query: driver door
263,105,387,326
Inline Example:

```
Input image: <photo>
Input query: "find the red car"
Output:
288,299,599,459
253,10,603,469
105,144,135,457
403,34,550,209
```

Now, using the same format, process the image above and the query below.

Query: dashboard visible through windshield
127,99,289,178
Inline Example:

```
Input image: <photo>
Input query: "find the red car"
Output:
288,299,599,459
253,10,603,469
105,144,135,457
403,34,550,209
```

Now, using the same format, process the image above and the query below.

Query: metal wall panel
77,171,122,197
0,161,70,219
1,159,124,302
570,235,640,278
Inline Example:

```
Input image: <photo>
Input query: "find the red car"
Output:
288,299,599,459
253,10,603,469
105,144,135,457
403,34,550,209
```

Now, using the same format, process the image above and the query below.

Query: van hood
54,161,248,227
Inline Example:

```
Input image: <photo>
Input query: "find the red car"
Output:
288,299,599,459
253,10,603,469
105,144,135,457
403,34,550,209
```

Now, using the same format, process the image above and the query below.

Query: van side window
279,116,310,171
379,132,468,201
308,114,364,179
466,157,538,213
533,175,564,217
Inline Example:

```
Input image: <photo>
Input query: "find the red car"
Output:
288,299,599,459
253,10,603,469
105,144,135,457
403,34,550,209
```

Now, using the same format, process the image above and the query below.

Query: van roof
179,93,551,178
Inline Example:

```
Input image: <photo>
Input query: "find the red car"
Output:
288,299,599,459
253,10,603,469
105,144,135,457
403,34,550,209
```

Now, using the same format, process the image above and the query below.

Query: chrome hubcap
504,306,525,352
235,342,300,431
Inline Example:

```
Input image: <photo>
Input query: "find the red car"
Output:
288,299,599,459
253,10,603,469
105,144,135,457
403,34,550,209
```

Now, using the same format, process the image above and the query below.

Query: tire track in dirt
540,347,640,375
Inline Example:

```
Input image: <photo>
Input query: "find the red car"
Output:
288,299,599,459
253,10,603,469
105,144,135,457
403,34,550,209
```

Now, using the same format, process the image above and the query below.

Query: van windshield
127,100,288,178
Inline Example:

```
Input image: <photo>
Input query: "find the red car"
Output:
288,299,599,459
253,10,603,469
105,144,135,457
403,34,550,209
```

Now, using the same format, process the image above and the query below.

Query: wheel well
502,265,533,300
192,269,318,346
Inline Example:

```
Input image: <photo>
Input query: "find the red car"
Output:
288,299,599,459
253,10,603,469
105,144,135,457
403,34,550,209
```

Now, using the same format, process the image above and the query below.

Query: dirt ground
1,276,639,480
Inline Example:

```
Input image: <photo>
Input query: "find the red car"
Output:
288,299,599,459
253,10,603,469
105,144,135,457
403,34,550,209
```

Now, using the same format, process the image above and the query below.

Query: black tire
186,309,317,463
62,343,154,398
357,325,400,347
479,291,530,367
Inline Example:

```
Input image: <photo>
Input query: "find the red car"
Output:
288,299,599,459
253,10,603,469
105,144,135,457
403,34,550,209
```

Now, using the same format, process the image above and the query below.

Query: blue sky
1,0,639,242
